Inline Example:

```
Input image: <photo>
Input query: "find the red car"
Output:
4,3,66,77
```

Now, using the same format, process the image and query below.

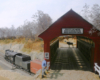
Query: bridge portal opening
59,35,77,48
50,35,94,71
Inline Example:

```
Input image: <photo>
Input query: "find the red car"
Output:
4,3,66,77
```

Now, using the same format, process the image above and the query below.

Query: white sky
0,0,100,28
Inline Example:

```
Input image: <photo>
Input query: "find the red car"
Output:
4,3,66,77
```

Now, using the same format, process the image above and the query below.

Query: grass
22,39,44,53
0,38,25,44
0,38,44,53
0,39,13,44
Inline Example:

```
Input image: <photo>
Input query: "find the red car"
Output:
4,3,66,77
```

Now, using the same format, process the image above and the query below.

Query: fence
94,63,100,78
50,39,59,65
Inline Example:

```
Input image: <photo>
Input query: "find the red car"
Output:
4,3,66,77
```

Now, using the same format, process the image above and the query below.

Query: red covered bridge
38,9,100,71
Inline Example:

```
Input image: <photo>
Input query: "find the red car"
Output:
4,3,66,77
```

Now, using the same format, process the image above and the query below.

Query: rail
94,63,100,78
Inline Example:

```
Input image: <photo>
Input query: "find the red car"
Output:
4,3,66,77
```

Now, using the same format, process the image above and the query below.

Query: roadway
51,48,92,71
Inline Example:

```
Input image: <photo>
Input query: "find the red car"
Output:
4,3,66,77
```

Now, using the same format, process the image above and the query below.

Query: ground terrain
0,38,100,80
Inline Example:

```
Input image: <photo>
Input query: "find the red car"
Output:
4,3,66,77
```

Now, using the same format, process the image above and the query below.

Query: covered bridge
39,9,100,71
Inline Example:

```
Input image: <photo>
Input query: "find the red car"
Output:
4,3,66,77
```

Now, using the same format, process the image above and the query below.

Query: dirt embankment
0,67,35,80
0,38,44,61
0,38,44,80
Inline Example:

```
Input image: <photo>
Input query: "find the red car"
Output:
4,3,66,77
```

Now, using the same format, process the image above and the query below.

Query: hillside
0,38,44,61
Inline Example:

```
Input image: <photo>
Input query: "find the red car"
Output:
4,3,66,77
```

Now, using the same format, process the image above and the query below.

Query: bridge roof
39,9,99,41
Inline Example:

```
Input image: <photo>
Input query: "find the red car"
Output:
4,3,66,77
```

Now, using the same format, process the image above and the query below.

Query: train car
5,50,42,74
5,50,13,58
22,61,30,71
15,54,31,71
5,50,21,64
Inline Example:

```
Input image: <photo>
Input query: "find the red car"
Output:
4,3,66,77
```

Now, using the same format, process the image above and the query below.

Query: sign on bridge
45,52,49,59
62,28,83,34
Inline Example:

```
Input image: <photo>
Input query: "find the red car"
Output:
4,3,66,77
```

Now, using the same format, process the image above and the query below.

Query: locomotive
5,49,42,73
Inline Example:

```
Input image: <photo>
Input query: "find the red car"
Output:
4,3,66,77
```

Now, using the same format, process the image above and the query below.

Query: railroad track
0,52,7,62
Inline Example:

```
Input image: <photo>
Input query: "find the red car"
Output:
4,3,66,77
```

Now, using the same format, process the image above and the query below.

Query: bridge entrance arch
38,9,100,70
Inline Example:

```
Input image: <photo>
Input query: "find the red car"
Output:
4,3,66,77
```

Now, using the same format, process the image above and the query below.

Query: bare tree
0,28,5,38
82,4,90,21
90,4,100,30
21,20,36,40
32,10,52,35
0,10,52,39
16,26,23,38
82,4,100,35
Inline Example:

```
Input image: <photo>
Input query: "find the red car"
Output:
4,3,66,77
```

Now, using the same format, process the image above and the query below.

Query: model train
4,49,42,73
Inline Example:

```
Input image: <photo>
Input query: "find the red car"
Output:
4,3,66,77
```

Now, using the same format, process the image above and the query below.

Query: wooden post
44,40,50,69
93,40,99,63
92,39,100,71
